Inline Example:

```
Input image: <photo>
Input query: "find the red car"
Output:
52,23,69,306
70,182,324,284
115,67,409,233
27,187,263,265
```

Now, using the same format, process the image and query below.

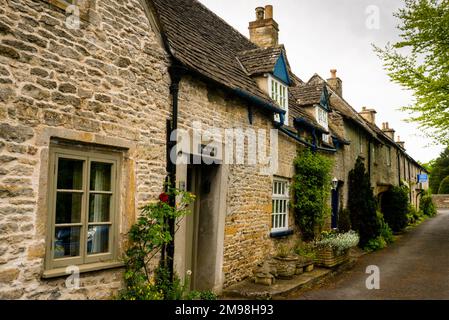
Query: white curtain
90,164,108,253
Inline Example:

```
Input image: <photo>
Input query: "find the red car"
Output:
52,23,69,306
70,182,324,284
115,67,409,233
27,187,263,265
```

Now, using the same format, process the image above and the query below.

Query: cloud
199,0,445,162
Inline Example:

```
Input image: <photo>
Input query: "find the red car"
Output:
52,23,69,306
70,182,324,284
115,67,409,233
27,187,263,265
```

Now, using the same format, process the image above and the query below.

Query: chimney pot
249,5,279,48
255,7,265,20
265,5,273,19
330,69,337,79
359,107,377,124
396,136,405,149
327,69,342,97
382,122,395,140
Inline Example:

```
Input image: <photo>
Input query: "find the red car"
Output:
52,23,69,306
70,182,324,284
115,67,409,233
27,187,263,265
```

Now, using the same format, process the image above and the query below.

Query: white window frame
315,106,329,144
271,178,289,232
269,75,289,126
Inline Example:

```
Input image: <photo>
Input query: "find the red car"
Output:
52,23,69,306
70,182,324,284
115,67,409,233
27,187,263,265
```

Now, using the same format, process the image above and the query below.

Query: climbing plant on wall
119,188,197,300
291,149,333,241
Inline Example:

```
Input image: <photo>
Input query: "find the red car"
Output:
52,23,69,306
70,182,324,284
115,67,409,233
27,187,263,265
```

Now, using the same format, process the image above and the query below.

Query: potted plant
314,230,359,268
294,242,315,274
273,244,298,279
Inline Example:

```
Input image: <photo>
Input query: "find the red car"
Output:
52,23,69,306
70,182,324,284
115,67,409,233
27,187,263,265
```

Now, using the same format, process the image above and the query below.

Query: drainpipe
368,139,372,182
165,63,187,282
397,151,401,185
408,158,412,203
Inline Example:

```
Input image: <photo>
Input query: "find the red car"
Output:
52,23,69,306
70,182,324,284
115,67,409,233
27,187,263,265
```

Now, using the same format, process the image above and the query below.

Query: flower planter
274,256,298,279
314,247,349,268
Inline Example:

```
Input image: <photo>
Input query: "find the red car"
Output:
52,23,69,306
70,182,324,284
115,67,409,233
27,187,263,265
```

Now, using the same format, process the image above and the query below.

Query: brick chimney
249,5,279,48
396,136,405,149
382,122,395,140
359,107,377,124
327,69,343,97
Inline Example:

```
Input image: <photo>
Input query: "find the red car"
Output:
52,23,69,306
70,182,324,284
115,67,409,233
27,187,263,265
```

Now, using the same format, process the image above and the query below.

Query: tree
438,176,449,194
420,190,437,216
428,146,449,193
381,185,410,232
348,157,380,247
374,0,449,144
291,149,333,241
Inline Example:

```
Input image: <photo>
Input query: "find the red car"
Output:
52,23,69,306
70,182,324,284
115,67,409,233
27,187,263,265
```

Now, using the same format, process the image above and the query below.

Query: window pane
87,225,109,254
54,227,81,258
89,194,111,222
56,192,82,224
57,158,83,190
90,162,112,191
272,200,275,213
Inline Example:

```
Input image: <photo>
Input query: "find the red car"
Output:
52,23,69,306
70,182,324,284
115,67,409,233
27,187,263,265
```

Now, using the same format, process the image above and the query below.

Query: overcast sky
199,0,445,163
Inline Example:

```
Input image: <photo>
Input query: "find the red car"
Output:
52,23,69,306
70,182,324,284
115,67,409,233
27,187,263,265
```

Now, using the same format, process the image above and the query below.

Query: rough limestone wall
432,195,449,209
0,0,170,299
177,77,301,287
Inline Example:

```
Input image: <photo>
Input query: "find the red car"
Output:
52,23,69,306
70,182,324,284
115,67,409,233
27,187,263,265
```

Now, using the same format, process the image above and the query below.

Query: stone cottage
0,0,427,299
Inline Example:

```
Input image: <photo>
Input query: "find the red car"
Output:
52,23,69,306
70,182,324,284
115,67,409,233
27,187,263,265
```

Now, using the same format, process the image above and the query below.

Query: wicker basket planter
314,247,349,268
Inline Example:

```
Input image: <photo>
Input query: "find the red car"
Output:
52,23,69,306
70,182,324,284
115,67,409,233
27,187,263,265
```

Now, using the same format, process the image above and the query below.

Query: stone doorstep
221,259,357,300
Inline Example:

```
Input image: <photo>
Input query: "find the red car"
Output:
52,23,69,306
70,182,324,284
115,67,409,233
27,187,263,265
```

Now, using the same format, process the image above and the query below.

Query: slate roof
291,74,377,138
237,46,285,76
329,122,350,145
291,82,323,107
289,97,328,133
151,0,281,108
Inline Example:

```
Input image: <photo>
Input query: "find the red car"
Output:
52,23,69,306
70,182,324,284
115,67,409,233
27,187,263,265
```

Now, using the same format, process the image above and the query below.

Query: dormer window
269,75,289,125
316,106,329,143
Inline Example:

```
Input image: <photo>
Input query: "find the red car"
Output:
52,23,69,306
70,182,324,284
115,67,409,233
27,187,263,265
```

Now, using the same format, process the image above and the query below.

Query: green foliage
374,0,449,144
406,204,424,226
420,191,437,216
337,208,352,233
438,176,449,194
294,241,316,260
377,212,394,245
429,147,449,193
364,212,393,252
364,236,387,252
291,149,333,241
348,157,380,247
315,230,359,255
275,243,293,258
381,185,410,232
118,188,216,300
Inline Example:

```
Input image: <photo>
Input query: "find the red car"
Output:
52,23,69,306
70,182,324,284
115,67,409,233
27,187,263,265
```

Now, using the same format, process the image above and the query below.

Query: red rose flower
159,192,169,204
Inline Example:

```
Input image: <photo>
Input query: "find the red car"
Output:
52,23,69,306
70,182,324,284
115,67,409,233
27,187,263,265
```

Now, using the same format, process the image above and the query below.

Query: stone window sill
270,229,294,238
44,0,72,11
43,0,90,21
42,261,124,279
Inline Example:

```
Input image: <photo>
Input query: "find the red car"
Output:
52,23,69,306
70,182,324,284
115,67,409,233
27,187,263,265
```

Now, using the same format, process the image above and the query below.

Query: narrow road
296,209,449,300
